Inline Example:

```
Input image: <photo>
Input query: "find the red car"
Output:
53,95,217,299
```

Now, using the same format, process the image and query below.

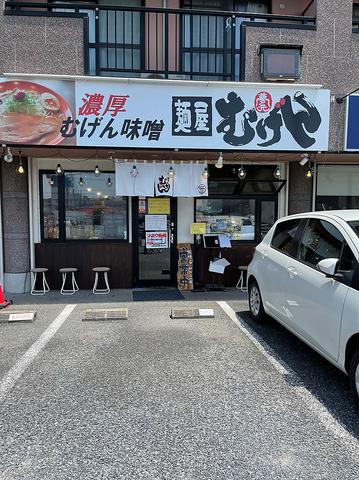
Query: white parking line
217,301,359,453
0,304,76,402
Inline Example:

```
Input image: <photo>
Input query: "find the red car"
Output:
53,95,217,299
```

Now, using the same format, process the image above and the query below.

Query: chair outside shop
92,267,111,294
30,267,50,295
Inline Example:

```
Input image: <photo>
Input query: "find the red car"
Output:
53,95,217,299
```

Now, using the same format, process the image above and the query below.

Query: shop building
0,0,359,292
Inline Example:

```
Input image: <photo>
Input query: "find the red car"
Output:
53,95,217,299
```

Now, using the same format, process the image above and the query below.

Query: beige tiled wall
0,11,85,75
244,0,357,152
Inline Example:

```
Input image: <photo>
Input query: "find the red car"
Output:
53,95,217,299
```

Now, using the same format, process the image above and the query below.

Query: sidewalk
4,287,247,306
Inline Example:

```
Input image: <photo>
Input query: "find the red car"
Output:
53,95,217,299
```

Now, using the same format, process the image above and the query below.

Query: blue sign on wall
346,95,359,150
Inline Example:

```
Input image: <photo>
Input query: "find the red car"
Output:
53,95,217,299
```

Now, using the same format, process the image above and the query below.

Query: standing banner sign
0,76,330,151
177,244,193,290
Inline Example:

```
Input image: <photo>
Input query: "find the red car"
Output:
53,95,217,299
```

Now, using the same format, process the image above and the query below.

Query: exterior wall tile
0,14,84,75
288,163,313,215
1,160,30,274
244,0,359,153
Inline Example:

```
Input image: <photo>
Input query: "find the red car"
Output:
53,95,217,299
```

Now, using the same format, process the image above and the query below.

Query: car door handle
287,266,298,278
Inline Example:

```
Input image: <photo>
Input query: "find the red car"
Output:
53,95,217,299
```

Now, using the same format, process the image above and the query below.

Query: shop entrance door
133,197,177,286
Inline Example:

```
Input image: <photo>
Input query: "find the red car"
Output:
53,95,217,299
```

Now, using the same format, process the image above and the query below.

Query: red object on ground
0,284,12,309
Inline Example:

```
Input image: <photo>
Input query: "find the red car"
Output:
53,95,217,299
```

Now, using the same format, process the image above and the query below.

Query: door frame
132,197,178,287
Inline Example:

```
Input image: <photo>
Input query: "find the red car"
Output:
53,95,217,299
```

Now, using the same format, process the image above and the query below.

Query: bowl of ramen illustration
0,80,74,145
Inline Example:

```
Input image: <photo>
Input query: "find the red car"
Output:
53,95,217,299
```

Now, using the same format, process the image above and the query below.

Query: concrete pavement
0,294,358,479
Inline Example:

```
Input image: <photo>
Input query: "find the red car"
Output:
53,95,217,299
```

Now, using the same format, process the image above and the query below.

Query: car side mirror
317,258,339,277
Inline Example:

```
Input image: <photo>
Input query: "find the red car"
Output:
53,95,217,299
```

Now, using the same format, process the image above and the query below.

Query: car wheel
248,280,266,323
349,348,359,406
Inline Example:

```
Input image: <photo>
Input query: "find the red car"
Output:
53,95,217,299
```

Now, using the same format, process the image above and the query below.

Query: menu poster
148,198,170,214
145,214,167,231
177,243,193,291
190,223,206,235
146,232,169,249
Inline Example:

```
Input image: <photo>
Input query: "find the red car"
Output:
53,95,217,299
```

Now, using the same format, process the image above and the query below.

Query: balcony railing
5,2,316,81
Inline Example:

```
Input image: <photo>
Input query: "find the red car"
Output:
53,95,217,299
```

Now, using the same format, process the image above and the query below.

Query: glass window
64,173,127,240
260,200,276,239
271,218,301,256
316,165,359,210
40,171,127,241
196,198,255,240
349,220,359,238
42,174,59,240
298,219,344,267
338,243,356,273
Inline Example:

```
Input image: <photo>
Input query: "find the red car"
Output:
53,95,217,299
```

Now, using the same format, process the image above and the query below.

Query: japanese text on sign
146,232,169,249
0,77,329,150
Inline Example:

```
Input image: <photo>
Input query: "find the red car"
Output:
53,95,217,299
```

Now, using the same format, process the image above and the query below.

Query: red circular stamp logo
254,91,273,113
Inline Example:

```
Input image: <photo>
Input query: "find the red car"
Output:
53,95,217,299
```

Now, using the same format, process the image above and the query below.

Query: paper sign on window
146,231,169,249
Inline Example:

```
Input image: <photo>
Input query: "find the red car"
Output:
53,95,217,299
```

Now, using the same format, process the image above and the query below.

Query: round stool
31,268,50,296
59,267,79,295
92,267,111,295
236,266,248,292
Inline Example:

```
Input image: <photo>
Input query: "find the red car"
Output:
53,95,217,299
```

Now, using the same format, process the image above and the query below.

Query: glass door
133,197,177,286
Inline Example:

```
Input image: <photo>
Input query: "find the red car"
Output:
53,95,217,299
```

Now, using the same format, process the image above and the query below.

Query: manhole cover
82,308,128,321
171,308,214,319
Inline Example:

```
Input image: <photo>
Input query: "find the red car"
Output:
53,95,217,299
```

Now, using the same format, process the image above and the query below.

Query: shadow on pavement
237,309,359,439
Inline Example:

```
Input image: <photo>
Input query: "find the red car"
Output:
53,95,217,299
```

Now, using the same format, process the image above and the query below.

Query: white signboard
75,80,330,151
145,214,167,231
146,231,169,249
0,77,330,151
0,76,330,151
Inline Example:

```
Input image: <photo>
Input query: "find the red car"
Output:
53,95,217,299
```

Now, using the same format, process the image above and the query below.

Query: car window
271,218,302,257
298,219,344,267
338,242,357,272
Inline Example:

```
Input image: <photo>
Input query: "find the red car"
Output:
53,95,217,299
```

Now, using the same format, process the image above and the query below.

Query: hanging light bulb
55,163,64,176
17,161,25,175
94,165,100,176
168,166,175,178
215,152,223,169
48,176,54,186
202,167,209,179
79,177,85,186
130,165,138,177
16,150,25,174
274,165,281,179
3,146,13,163
306,167,313,179
107,177,112,187
238,166,246,180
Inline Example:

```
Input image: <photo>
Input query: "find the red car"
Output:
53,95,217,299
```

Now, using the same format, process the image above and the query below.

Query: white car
247,210,359,404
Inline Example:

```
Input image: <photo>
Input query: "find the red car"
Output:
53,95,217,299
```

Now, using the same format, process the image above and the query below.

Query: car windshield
348,220,359,237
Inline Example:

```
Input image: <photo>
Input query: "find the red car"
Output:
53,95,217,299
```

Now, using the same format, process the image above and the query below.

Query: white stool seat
31,268,50,295
60,267,79,295
92,267,110,272
92,267,111,294
236,266,248,292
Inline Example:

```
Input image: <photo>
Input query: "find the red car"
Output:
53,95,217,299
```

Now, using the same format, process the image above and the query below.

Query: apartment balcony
5,2,316,81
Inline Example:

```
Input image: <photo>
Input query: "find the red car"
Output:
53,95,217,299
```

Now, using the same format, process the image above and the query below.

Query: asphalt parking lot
0,292,358,479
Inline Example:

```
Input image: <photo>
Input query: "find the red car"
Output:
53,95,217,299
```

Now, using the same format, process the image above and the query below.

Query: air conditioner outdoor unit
140,72,165,79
